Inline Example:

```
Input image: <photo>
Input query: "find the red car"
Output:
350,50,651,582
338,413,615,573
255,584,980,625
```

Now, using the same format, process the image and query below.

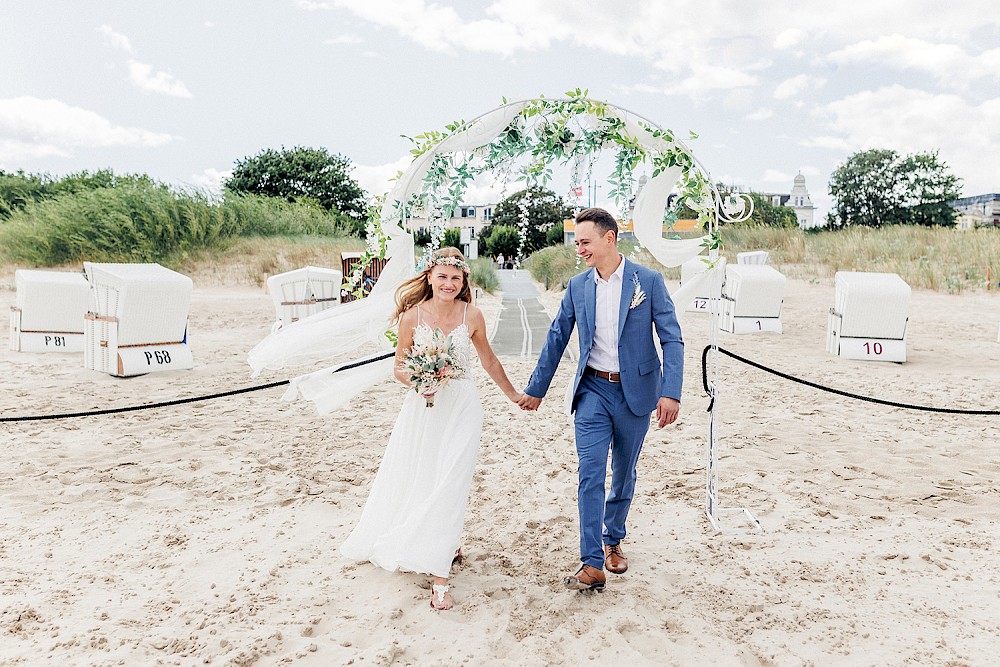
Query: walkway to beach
490,269,572,360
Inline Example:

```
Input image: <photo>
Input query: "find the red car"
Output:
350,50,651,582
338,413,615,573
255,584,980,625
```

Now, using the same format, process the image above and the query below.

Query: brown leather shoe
563,565,606,591
604,544,628,574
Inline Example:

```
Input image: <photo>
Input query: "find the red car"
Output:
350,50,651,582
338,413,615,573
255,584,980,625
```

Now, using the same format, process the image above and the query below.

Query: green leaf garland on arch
345,89,751,293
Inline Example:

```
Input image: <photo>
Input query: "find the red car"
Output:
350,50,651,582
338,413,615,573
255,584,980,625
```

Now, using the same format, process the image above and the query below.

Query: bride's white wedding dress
340,304,482,578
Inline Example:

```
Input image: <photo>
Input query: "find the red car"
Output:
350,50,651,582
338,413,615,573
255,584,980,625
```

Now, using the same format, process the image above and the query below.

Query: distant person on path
518,207,684,592
497,253,505,269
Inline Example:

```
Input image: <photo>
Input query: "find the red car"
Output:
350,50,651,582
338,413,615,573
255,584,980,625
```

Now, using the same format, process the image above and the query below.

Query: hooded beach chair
83,262,194,376
680,255,727,313
9,270,90,352
826,271,910,362
266,266,343,331
720,264,785,333
737,250,770,265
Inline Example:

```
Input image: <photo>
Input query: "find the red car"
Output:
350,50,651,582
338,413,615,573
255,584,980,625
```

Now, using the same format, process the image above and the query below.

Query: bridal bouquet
402,328,465,407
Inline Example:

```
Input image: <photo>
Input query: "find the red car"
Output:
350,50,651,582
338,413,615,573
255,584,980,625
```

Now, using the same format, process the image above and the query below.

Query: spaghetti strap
462,303,468,325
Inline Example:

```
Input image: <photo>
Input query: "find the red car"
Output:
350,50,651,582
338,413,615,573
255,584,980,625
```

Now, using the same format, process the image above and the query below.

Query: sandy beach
1,269,999,666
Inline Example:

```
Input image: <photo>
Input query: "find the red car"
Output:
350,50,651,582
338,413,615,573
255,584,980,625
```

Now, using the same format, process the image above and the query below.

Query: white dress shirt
588,254,625,373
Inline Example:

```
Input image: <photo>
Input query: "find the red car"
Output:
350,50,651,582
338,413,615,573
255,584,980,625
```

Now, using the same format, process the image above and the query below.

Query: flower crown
425,254,470,274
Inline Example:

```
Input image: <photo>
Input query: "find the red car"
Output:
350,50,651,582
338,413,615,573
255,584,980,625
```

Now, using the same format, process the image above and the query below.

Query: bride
340,247,522,610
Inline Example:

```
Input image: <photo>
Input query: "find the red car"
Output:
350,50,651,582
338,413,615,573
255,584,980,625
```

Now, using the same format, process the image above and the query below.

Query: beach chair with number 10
826,271,911,363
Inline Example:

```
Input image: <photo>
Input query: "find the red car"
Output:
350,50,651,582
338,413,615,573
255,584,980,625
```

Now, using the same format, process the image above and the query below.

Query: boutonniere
629,272,646,309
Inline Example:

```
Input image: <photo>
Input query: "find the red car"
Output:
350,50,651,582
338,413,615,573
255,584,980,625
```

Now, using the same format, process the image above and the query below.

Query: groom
518,207,683,591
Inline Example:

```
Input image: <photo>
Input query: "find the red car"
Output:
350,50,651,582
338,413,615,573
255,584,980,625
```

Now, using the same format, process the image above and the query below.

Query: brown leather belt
585,366,620,383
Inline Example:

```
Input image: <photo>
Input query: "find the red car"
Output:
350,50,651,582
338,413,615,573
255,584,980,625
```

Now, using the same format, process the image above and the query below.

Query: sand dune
1,273,998,665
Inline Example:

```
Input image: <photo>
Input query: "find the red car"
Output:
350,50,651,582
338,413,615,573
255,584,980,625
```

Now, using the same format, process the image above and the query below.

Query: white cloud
673,64,758,98
827,34,1000,89
762,169,792,183
98,24,132,52
745,108,773,121
324,33,364,45
127,61,193,98
799,136,853,151
0,97,174,160
0,139,70,164
189,167,232,194
774,74,825,100
352,155,413,196
774,28,804,50
297,0,331,9
625,65,758,101
813,85,1000,195
328,0,551,56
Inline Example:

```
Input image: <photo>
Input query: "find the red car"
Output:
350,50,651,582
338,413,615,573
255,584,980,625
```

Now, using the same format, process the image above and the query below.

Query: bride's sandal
430,584,453,610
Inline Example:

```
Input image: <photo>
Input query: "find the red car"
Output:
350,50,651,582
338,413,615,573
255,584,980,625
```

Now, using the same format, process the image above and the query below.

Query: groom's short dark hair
576,207,618,240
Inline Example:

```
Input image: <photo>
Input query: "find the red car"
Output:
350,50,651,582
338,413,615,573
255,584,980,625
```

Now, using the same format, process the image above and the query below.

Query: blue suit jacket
525,258,684,416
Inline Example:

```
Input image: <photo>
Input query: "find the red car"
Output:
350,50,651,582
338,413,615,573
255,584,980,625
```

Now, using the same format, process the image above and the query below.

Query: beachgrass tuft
525,226,999,293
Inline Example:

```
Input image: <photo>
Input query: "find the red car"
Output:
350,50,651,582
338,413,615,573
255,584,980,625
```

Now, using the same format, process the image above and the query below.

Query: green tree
224,146,368,221
747,193,798,228
485,225,520,259
442,227,462,249
545,221,565,246
828,149,961,228
486,187,574,254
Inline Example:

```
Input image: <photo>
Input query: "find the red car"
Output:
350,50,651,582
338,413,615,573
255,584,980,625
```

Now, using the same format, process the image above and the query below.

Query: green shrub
469,257,498,293
443,227,462,249
524,244,584,289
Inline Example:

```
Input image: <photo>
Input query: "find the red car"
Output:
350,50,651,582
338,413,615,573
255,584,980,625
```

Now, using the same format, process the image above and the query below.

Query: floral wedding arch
248,91,759,531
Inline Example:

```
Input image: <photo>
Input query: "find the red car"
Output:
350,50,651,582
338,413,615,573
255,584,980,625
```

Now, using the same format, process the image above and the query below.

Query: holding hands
517,393,541,411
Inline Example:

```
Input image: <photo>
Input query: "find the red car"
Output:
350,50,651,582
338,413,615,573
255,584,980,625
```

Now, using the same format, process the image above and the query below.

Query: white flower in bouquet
402,328,466,407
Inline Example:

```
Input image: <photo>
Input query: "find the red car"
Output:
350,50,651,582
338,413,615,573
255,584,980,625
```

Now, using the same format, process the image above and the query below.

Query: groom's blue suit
525,257,684,570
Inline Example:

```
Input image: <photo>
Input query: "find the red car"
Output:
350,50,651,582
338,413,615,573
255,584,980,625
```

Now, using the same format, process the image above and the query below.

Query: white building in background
949,193,1000,230
760,173,818,229
404,204,494,235
788,173,817,229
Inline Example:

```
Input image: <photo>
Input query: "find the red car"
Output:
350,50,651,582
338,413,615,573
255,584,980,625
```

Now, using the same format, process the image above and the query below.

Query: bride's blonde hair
392,246,473,324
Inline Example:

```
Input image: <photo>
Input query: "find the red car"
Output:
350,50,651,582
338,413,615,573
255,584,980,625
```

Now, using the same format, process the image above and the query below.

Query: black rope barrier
0,352,396,423
701,345,1000,416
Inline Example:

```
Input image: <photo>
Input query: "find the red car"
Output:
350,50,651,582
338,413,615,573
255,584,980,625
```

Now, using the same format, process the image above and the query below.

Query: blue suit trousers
573,373,650,570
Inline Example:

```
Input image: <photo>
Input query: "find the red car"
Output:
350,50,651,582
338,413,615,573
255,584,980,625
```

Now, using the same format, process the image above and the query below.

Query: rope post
704,240,763,534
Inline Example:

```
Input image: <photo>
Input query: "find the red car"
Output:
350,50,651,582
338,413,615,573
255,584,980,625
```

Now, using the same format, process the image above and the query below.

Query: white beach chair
83,263,194,376
9,270,90,353
680,255,727,313
737,250,770,265
826,272,910,362
720,264,785,334
266,266,343,330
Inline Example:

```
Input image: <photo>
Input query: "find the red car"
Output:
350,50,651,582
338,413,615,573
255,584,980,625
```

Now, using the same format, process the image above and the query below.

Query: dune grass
0,182,353,268
525,226,999,294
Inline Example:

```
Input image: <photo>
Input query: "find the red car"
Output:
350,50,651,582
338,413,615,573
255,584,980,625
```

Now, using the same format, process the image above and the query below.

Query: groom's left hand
655,397,680,428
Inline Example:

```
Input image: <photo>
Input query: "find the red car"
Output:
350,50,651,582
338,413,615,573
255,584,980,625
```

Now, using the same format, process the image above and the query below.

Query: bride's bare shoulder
465,302,487,327
398,307,418,326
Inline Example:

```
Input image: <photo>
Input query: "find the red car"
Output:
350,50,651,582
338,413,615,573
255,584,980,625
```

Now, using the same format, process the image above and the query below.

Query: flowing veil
245,103,532,414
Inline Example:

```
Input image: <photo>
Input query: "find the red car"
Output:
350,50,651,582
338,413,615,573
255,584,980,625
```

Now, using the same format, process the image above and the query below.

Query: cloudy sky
2,1,998,220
